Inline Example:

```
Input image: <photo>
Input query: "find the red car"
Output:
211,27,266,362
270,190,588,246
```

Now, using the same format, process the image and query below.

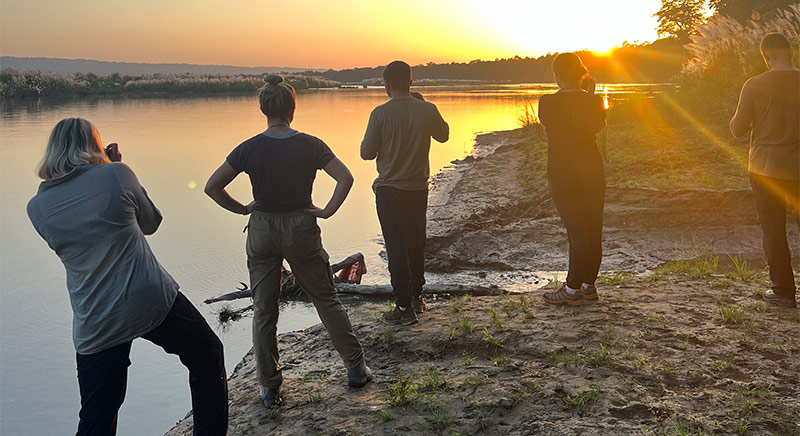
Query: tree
654,0,708,41
708,0,797,24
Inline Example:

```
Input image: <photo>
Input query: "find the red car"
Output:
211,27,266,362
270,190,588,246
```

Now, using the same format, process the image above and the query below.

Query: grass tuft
563,385,603,407
728,254,760,281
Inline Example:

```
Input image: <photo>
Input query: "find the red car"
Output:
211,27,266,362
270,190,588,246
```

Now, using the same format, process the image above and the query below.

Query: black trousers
549,168,605,290
76,292,228,436
750,173,799,299
376,186,428,309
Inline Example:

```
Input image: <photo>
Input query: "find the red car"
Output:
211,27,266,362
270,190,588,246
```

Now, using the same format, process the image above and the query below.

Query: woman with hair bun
538,53,607,305
205,75,371,408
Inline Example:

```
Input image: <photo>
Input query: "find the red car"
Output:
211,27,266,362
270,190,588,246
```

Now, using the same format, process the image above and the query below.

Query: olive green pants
246,211,364,388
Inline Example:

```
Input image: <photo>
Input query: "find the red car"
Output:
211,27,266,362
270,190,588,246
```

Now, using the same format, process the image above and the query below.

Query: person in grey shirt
27,118,228,436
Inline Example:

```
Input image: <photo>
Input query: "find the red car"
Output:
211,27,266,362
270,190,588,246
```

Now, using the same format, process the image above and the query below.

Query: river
0,84,655,435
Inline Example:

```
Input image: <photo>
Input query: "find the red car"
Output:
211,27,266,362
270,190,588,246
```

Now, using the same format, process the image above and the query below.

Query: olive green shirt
731,70,800,180
361,97,449,191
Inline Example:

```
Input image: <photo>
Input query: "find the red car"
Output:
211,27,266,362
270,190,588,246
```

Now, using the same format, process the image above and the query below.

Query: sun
470,0,659,57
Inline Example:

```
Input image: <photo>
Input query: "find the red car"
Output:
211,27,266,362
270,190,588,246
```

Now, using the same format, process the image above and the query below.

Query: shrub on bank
0,69,340,99
678,4,800,116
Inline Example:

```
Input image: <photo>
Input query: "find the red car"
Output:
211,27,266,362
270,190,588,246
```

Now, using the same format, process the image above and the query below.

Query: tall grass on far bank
0,69,340,99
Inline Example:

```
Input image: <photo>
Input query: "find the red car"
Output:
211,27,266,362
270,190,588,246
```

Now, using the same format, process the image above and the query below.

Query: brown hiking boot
763,289,797,308
542,284,584,306
412,296,427,314
581,284,599,302
381,306,418,325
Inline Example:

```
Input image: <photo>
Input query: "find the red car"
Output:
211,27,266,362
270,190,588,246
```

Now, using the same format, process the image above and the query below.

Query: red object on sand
337,253,367,284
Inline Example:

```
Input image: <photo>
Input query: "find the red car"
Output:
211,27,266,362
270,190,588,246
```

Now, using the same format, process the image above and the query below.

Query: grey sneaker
347,361,373,388
412,296,427,314
260,386,282,408
381,306,418,325
763,289,797,308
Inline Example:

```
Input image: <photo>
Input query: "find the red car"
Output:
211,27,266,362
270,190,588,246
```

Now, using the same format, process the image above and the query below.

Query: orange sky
0,1,665,69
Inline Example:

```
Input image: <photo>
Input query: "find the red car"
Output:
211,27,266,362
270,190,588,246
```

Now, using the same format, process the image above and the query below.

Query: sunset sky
1,0,665,69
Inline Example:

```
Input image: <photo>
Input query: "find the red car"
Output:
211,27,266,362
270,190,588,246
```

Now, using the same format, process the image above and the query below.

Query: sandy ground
166,274,799,436
166,128,800,436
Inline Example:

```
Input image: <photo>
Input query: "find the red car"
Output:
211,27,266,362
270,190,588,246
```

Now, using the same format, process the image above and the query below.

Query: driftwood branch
203,252,512,306
205,283,509,304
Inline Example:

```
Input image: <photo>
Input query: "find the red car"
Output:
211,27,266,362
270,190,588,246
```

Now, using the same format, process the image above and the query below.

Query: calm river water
0,84,651,435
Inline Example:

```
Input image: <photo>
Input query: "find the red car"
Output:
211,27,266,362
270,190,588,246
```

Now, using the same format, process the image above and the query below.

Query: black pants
76,292,228,436
549,168,605,290
750,173,799,299
376,186,428,309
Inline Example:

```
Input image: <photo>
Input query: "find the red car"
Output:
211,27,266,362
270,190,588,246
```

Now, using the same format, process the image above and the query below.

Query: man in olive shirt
361,60,449,324
730,32,800,308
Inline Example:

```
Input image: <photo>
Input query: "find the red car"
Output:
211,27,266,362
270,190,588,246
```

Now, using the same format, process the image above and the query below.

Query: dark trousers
376,186,428,309
76,292,228,436
549,168,605,290
750,173,799,299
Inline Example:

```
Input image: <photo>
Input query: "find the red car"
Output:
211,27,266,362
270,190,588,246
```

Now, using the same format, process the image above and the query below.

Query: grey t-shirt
27,163,178,355
361,97,449,191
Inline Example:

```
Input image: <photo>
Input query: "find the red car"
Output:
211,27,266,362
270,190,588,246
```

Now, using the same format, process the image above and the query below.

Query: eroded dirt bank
426,129,794,274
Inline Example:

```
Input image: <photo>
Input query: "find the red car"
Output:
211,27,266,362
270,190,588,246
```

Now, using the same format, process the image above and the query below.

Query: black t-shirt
226,132,335,213
538,91,606,173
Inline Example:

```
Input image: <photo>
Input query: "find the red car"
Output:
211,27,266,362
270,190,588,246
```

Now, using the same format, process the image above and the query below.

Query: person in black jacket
538,52,607,305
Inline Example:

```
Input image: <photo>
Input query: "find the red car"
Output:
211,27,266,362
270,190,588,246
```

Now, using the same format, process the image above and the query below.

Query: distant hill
0,57,318,76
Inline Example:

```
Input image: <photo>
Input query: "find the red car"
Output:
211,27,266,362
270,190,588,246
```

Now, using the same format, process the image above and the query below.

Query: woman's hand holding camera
104,143,123,162
581,76,597,95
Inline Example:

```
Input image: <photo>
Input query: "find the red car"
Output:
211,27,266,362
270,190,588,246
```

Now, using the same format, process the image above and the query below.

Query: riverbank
166,95,799,435
166,275,799,436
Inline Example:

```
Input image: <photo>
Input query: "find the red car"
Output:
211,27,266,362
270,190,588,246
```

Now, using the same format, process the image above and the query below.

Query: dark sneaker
542,284,584,306
381,306,418,325
763,289,797,308
412,296,428,314
581,284,599,302
260,386,282,408
347,361,373,388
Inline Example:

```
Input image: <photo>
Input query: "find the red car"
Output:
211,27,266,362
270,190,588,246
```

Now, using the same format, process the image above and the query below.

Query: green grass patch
720,306,751,326
563,385,603,407
420,364,451,391
597,271,634,286
482,327,503,348
727,254,760,282
459,315,474,334
490,308,503,328
654,253,719,279
464,372,492,386
385,377,418,406
378,409,392,422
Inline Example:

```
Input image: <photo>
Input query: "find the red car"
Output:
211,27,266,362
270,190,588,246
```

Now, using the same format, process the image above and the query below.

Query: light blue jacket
27,163,178,354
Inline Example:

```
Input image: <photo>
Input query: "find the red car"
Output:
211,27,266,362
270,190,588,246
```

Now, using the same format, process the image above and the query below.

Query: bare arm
204,161,256,215
730,81,754,138
303,157,353,219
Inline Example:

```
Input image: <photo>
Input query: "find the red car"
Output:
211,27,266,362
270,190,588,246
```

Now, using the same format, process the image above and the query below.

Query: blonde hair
258,75,296,119
37,118,109,180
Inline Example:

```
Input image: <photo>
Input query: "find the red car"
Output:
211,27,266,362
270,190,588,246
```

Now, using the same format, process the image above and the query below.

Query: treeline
294,39,687,84
0,70,340,99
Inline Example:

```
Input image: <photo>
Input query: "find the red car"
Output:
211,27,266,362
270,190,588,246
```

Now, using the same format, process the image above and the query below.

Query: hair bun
265,74,284,86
